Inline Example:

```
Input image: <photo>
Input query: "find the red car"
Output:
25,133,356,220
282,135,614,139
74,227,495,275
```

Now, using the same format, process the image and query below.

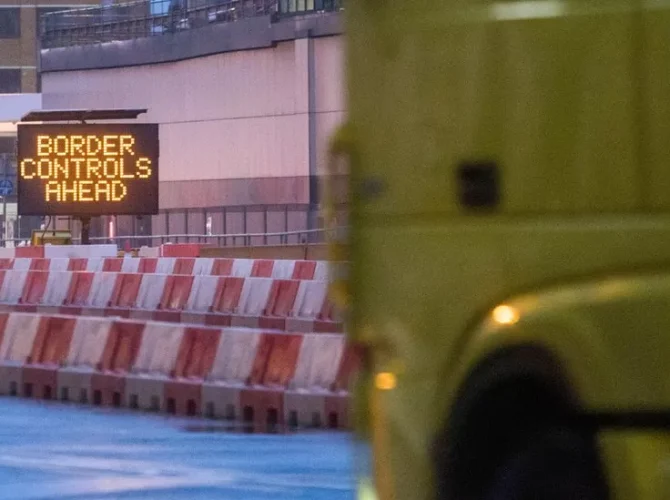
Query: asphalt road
0,398,355,500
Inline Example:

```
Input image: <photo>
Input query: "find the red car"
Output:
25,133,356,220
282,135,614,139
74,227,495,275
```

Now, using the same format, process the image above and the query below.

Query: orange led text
20,133,154,203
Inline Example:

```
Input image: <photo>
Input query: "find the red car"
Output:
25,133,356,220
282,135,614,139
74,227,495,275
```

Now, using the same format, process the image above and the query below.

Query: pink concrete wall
41,35,345,188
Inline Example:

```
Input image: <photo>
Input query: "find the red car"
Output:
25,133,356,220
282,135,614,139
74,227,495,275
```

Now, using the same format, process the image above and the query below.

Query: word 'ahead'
17,123,159,216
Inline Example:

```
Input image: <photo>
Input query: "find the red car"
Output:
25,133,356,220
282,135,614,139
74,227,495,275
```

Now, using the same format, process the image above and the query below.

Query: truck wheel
484,427,608,500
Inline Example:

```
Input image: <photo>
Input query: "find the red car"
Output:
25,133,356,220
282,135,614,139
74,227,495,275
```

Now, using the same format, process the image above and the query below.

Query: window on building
280,0,323,13
0,69,21,94
150,0,170,16
0,152,15,178
0,138,15,156
0,8,20,38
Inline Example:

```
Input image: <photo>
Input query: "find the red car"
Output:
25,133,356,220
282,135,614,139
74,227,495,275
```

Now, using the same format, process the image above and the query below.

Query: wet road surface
0,398,355,500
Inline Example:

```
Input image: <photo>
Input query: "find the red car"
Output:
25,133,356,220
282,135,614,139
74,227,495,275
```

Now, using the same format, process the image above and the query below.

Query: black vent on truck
458,160,500,210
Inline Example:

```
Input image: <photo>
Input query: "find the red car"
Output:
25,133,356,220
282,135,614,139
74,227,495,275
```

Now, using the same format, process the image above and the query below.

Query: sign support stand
80,217,91,245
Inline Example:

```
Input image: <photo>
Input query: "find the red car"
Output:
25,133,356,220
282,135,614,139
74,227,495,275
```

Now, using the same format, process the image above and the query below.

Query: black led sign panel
17,123,159,216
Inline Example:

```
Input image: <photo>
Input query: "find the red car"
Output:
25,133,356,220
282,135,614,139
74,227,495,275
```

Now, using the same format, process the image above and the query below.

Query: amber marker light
492,304,520,326
375,372,397,391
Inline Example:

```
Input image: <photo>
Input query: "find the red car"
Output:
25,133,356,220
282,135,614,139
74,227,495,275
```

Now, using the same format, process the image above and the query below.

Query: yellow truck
329,1,670,499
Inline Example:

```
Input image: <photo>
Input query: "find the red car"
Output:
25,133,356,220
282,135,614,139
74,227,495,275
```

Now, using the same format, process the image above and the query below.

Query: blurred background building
8,0,346,247
1,0,99,244
0,0,97,93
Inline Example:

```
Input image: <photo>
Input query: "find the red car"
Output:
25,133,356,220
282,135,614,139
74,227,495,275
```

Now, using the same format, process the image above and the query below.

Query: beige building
0,0,96,93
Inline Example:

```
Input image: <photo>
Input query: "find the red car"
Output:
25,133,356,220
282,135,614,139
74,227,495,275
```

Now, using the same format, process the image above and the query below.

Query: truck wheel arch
432,344,602,500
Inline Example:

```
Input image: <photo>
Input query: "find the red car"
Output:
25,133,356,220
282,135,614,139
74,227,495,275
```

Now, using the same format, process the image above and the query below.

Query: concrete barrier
0,312,357,431
0,257,341,334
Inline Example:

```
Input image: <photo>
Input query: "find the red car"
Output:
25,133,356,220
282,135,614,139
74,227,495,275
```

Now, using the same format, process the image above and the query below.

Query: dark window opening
0,8,20,38
0,69,21,94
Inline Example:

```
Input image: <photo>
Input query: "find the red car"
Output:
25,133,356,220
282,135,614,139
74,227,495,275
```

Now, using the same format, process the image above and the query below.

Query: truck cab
335,2,670,499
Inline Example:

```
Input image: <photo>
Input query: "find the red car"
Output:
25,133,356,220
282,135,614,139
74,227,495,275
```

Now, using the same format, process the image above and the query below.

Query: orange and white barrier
0,268,341,334
0,256,328,279
0,311,357,431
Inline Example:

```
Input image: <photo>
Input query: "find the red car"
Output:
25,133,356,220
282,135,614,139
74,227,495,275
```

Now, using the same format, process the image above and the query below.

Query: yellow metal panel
343,1,670,500
599,431,670,500
348,217,670,499
643,6,670,209
347,1,640,217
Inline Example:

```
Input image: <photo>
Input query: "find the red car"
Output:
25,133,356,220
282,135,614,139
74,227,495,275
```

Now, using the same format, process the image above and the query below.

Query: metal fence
41,0,344,48
0,225,346,248
97,203,330,248
87,228,320,247
0,202,347,248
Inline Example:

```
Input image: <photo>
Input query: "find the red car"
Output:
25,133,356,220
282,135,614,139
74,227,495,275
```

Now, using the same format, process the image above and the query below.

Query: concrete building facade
0,0,96,93
39,7,345,243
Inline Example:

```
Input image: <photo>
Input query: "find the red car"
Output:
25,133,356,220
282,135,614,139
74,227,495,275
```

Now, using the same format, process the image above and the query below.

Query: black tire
484,426,609,500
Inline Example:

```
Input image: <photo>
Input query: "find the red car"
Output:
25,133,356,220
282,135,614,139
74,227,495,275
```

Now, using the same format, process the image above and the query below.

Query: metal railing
41,0,344,48
0,225,347,248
